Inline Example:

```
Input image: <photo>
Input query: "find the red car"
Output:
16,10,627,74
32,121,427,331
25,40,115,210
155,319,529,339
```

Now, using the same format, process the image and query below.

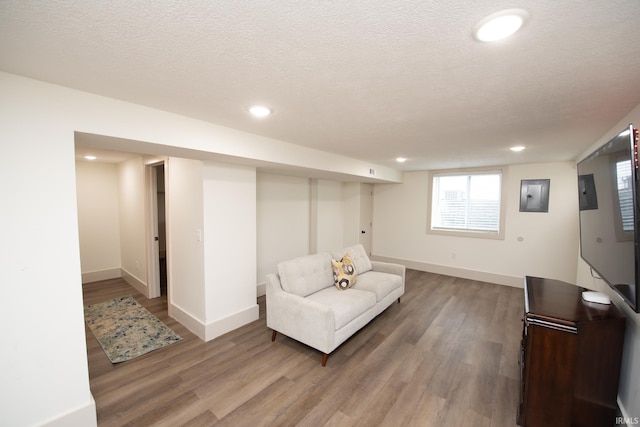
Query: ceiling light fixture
396,157,408,163
510,145,526,152
84,155,97,160
474,9,529,42
248,105,272,118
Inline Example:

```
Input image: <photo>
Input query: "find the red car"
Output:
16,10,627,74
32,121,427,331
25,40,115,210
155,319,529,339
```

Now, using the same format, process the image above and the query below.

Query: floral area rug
84,295,181,363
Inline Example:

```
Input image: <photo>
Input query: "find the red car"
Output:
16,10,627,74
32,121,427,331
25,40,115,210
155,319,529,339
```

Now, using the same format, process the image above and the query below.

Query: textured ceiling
2,0,640,171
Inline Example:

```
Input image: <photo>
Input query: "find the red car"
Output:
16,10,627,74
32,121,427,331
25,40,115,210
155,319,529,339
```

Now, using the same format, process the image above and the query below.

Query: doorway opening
147,162,168,298
156,164,167,295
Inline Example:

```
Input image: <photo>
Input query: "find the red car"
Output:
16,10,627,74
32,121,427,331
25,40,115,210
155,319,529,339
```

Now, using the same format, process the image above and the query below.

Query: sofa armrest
266,273,336,353
370,260,406,284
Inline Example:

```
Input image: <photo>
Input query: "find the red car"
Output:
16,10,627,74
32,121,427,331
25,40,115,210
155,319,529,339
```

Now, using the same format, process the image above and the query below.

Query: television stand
517,276,625,427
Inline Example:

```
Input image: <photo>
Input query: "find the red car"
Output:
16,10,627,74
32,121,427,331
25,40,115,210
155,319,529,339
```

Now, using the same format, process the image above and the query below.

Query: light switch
196,229,202,242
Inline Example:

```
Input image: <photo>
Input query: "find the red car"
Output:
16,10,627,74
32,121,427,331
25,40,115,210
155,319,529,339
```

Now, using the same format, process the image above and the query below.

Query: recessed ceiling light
396,157,408,163
474,9,529,42
510,145,526,152
84,155,97,160
248,105,272,118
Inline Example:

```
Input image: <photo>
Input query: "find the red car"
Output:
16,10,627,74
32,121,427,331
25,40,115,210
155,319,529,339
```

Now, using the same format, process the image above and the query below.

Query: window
612,157,634,242
615,159,634,233
428,169,505,239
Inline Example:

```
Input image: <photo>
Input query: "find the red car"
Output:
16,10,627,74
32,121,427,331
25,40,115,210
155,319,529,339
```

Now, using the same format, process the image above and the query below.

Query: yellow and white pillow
332,253,357,290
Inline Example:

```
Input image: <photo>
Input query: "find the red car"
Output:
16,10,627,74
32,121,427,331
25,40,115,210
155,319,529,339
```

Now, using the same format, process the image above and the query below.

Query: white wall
202,161,259,340
314,180,344,253
166,157,206,325
576,102,640,422
342,182,362,247
163,158,261,341
255,174,370,296
75,161,121,283
373,162,579,286
118,157,148,290
256,173,310,288
1,81,96,425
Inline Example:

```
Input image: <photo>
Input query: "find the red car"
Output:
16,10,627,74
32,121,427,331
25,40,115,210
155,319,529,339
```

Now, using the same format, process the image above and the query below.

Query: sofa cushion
331,244,373,274
332,253,357,290
277,252,334,297
352,271,403,302
306,287,376,330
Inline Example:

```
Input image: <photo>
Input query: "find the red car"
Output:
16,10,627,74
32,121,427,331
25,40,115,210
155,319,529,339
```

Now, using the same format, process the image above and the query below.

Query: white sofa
266,244,405,366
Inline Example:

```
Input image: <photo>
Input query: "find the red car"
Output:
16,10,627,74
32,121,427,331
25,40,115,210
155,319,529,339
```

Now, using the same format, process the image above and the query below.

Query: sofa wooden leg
322,353,328,367
398,297,401,303
271,330,277,342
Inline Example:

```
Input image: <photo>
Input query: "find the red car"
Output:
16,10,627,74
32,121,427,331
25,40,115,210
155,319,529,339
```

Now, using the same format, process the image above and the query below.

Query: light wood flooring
83,269,524,426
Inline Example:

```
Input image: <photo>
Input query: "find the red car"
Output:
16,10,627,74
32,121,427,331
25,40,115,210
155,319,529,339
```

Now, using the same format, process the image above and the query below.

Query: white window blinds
431,172,502,233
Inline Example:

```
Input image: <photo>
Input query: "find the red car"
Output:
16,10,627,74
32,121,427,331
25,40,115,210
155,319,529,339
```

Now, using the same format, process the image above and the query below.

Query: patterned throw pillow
332,252,357,290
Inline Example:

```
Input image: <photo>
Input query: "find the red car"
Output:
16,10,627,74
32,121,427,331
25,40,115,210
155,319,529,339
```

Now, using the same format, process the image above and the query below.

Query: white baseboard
120,268,148,296
257,282,266,297
169,302,206,341
371,255,523,288
41,395,96,427
204,304,260,341
170,302,260,342
81,268,121,284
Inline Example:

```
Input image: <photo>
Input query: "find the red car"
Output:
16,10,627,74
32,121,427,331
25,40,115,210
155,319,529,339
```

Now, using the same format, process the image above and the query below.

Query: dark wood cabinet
517,276,626,427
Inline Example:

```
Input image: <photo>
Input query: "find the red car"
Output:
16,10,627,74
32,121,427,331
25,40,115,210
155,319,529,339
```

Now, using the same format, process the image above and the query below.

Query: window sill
428,227,505,240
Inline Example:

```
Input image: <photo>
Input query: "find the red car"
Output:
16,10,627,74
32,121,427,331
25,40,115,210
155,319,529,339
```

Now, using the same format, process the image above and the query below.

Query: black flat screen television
578,124,639,312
